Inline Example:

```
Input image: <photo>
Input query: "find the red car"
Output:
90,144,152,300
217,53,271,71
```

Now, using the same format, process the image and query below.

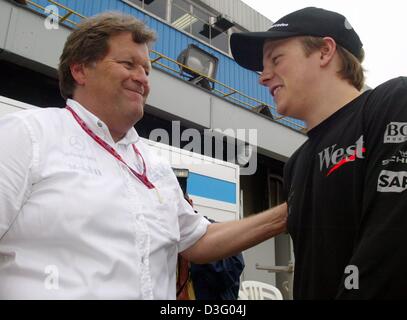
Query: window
172,0,190,12
128,0,142,8
191,7,210,45
128,0,168,21
170,0,231,55
211,27,229,53
144,0,167,20
125,0,235,56
171,0,194,33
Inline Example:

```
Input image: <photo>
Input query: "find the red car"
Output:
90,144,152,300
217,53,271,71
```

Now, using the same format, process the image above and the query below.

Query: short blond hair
300,36,365,91
58,12,156,99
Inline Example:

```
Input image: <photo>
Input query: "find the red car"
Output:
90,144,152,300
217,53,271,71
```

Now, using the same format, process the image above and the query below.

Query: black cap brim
230,30,300,71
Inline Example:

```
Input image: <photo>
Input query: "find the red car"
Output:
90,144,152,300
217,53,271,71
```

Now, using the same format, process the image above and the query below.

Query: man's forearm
182,202,287,264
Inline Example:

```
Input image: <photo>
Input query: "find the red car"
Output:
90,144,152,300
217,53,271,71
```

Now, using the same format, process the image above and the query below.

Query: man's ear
319,37,337,67
70,63,87,86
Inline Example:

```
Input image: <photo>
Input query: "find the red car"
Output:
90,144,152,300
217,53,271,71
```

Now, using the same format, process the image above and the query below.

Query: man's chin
276,104,288,117
130,105,144,124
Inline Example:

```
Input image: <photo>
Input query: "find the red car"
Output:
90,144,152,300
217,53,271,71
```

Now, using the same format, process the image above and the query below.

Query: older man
0,12,286,299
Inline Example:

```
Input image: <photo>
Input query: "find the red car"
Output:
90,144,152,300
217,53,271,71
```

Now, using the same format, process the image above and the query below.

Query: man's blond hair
300,36,365,91
58,12,156,99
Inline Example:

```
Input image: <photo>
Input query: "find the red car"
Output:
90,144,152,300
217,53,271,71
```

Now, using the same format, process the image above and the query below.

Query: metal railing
23,0,306,131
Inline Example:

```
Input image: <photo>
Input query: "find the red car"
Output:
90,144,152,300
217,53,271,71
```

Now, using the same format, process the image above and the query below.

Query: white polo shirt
0,99,209,299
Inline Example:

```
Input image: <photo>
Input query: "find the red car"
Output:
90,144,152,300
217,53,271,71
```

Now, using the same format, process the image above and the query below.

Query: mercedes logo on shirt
69,136,86,151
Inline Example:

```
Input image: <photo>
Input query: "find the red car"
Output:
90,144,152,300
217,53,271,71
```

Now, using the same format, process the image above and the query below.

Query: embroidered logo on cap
344,19,353,30
270,23,289,28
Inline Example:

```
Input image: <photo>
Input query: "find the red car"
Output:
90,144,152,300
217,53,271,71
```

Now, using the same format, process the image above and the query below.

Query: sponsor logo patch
382,150,407,166
384,122,407,144
319,136,365,176
377,170,407,193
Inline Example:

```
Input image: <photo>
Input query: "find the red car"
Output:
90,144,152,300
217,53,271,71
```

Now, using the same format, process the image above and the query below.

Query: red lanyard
66,106,155,190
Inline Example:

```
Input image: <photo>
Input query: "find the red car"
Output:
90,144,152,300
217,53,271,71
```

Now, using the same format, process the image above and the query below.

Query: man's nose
131,66,149,87
259,66,273,86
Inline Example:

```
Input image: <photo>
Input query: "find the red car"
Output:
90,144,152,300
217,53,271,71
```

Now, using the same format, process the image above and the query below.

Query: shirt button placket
135,215,153,299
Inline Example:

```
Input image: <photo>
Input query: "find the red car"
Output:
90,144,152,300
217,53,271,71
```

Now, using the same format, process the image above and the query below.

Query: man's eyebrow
264,49,273,56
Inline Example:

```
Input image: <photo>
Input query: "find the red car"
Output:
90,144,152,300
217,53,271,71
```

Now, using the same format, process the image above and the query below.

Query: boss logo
384,122,407,143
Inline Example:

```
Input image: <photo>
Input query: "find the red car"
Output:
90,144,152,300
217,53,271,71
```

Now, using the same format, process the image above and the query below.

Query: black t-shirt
284,77,407,299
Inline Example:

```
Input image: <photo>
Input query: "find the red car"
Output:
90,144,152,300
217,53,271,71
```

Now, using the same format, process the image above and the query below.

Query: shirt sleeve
177,194,210,253
336,77,407,298
0,113,35,238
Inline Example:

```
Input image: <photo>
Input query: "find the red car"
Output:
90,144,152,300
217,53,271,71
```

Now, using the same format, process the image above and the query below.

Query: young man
0,12,286,299
231,7,407,299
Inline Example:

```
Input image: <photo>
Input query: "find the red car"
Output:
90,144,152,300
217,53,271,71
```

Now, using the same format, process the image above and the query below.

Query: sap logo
384,122,407,144
319,136,365,176
382,150,407,166
377,170,407,193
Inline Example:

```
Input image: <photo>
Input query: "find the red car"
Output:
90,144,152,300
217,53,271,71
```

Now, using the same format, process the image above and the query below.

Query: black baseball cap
230,7,363,71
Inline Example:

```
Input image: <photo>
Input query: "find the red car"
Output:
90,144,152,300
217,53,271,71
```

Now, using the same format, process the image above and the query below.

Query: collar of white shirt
66,99,140,146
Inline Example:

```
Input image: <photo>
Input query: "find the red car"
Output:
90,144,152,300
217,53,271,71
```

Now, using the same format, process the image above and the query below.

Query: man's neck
72,95,129,143
305,81,362,130
109,129,127,143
